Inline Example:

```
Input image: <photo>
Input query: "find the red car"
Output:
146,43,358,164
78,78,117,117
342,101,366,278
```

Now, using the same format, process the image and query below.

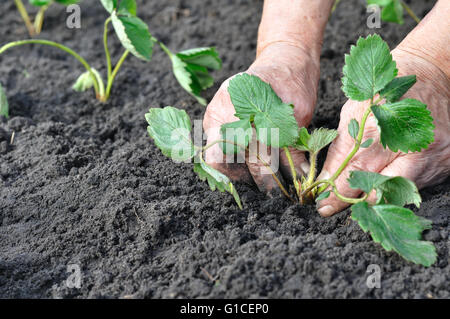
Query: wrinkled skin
203,43,319,194
203,2,450,215
317,48,450,216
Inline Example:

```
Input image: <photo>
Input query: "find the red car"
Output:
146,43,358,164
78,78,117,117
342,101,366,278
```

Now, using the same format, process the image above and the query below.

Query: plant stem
329,181,368,204
158,41,173,58
14,0,35,36
283,147,300,197
104,50,130,101
301,180,329,198
34,4,50,34
373,96,382,105
401,1,421,24
202,139,294,202
283,147,297,181
102,17,131,101
306,152,317,187
103,17,112,81
333,188,367,204
202,139,245,153
318,105,372,193
332,0,341,13
256,153,294,202
0,39,101,98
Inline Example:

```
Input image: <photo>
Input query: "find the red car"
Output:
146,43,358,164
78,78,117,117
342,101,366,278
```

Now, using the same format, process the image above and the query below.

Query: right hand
202,42,321,195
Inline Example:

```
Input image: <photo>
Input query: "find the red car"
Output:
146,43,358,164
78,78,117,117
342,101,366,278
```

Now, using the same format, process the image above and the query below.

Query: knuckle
363,118,380,139
348,157,371,173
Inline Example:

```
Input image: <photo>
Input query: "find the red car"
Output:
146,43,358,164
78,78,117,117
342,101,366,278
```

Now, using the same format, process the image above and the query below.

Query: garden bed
0,0,448,298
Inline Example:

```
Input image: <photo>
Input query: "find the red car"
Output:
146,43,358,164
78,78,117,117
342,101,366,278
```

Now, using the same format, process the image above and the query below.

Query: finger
243,68,314,191
316,103,397,217
203,79,253,183
379,155,418,180
204,125,253,183
245,141,287,197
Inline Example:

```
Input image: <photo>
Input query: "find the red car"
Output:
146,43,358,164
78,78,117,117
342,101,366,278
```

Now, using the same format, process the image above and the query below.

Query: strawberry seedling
146,34,437,266
0,83,8,118
0,0,221,117
14,0,82,36
367,0,421,24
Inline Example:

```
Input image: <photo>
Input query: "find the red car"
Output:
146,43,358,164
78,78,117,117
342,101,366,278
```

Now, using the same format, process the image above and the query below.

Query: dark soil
0,0,448,298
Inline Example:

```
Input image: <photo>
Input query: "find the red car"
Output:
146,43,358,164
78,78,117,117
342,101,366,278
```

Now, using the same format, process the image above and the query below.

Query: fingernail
318,205,335,217
317,169,330,181
300,162,310,175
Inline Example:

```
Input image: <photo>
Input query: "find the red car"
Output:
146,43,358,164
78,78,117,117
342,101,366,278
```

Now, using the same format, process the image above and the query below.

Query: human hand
317,48,450,216
203,42,320,195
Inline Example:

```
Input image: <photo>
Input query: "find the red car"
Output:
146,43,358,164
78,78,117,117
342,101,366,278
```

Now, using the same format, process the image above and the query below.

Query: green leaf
348,171,421,207
294,127,337,153
117,0,137,16
0,83,9,119
167,47,222,106
54,0,81,5
145,106,195,161
29,0,52,6
367,0,404,24
188,64,214,91
309,128,338,152
316,191,330,202
360,138,374,148
376,176,421,207
220,119,252,155
348,119,359,139
348,171,391,194
228,74,280,118
371,99,434,152
169,54,206,106
367,0,392,6
351,202,436,266
309,128,337,153
100,0,117,13
342,34,397,101
72,68,102,92
379,75,416,102
381,0,404,24
228,74,299,148
176,47,222,70
298,127,310,147
111,11,154,61
253,105,299,148
194,160,242,209
294,127,310,151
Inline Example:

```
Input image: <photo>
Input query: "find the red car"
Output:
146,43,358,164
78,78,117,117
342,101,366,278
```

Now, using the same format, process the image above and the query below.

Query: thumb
316,102,396,217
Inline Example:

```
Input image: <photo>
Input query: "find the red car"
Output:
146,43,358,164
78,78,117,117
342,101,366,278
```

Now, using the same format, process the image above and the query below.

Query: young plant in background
367,0,421,24
100,0,222,105
14,0,81,36
0,83,8,118
159,44,222,106
146,34,437,267
0,0,221,118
